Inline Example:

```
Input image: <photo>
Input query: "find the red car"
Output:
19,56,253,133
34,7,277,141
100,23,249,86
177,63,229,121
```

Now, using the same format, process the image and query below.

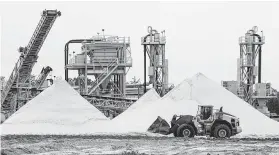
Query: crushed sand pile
1,73,278,137
190,73,279,136
1,80,108,135
108,80,199,133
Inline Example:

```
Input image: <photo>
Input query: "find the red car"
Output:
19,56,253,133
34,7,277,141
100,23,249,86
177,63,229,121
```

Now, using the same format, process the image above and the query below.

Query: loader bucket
147,116,171,135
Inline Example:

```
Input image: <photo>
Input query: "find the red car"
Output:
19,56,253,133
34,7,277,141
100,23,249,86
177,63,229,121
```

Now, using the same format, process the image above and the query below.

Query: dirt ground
1,135,279,155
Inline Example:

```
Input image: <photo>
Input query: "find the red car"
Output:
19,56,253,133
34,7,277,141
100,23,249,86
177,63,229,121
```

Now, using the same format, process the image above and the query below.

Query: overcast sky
0,1,279,89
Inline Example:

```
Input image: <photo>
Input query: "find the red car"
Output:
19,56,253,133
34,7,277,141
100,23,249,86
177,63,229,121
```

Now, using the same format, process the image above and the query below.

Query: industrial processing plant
1,10,278,121
1,2,279,154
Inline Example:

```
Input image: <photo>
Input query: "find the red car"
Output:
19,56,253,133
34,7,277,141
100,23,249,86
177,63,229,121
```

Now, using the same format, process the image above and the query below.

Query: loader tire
213,124,231,138
177,124,195,138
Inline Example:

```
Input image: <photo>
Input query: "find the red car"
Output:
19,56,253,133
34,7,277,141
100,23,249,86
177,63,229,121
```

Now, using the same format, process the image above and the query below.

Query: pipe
84,47,88,95
258,48,262,83
143,34,149,94
64,39,93,81
252,34,262,83
142,33,155,93
144,45,147,93
64,44,68,81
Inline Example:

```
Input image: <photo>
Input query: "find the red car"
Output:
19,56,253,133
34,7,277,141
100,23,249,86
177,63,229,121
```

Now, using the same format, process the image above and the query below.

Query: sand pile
109,80,199,133
113,88,160,120
119,88,161,112
77,88,162,134
162,78,193,101
1,73,278,137
1,80,108,135
78,81,198,134
105,72,279,136
190,73,279,136
111,99,198,133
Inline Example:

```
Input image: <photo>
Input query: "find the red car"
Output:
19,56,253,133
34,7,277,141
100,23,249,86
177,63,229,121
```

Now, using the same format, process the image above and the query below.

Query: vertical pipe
152,47,155,89
162,45,165,95
65,44,68,81
123,73,126,97
84,48,88,95
117,75,120,96
116,75,118,95
113,75,116,94
118,75,120,89
258,47,262,83
78,71,81,94
65,43,69,82
144,45,147,93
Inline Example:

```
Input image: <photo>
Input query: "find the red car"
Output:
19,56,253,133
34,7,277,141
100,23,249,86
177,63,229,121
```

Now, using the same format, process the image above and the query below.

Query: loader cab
197,105,213,120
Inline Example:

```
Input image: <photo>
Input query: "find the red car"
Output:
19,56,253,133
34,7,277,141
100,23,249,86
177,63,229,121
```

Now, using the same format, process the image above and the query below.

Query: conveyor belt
1,10,61,110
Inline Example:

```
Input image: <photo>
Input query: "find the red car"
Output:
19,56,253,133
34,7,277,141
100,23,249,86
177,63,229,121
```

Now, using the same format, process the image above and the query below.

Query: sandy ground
1,135,279,155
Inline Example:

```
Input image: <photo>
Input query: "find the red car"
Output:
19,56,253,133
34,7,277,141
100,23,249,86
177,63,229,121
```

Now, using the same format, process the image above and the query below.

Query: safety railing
68,56,77,64
68,57,132,66
90,58,119,63
141,36,166,44
118,57,133,65
91,35,130,44
239,36,265,44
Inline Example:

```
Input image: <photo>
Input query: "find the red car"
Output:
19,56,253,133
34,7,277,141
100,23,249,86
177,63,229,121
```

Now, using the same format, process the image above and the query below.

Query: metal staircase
1,10,61,111
88,59,119,95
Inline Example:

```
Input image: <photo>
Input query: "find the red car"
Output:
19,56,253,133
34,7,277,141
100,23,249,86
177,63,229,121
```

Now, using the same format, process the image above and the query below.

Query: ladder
1,10,61,110
88,59,119,95
34,66,53,89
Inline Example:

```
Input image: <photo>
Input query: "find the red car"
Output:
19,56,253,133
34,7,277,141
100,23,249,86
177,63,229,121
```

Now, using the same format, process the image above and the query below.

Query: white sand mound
108,79,199,134
78,88,161,134
109,72,279,136
2,73,278,137
109,98,198,133
1,80,108,135
113,88,160,121
162,78,193,101
191,73,279,136
136,88,161,103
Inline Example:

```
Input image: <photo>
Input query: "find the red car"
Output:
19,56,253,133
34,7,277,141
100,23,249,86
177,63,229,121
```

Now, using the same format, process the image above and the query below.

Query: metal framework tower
1,10,61,114
238,26,264,103
141,26,168,96
65,32,134,117
237,26,277,116
65,33,132,97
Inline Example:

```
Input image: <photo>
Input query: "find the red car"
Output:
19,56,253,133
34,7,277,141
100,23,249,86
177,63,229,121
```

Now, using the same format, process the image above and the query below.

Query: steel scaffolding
65,32,134,117
141,26,168,96
238,26,264,103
